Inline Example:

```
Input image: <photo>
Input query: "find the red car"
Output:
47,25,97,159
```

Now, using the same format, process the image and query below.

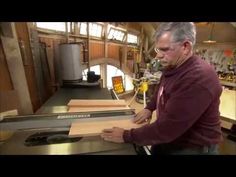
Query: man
101,22,223,155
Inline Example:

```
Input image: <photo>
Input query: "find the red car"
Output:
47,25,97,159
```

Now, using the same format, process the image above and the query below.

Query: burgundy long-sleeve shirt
123,55,223,147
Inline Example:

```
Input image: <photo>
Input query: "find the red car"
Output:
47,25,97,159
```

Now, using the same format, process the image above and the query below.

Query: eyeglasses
154,42,183,55
154,47,172,55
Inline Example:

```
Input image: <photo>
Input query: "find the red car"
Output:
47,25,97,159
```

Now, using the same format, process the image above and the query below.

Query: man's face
155,32,183,70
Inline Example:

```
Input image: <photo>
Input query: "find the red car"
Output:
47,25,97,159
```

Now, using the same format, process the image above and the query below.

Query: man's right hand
133,109,152,124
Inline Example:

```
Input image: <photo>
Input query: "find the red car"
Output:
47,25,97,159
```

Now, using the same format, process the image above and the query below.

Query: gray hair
155,22,196,46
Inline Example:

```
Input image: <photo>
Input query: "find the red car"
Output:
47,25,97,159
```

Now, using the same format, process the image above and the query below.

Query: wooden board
1,35,33,114
220,89,236,121
0,109,18,141
69,119,145,137
0,109,18,121
67,99,127,107
68,106,131,113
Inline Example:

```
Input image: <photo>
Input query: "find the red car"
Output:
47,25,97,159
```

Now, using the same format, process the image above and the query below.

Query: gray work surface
0,129,136,155
36,87,114,114
0,87,138,155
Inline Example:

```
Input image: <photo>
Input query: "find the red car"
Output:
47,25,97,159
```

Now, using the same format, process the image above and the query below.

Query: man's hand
101,127,125,143
133,109,152,124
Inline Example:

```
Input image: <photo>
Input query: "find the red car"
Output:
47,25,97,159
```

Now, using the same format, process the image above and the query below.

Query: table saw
0,87,147,155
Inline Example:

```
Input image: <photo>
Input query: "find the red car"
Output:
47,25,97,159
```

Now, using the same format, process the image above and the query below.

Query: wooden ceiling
129,22,236,45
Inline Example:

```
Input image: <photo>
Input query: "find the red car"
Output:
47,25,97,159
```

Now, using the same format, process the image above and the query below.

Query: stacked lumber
67,99,144,137
67,99,131,112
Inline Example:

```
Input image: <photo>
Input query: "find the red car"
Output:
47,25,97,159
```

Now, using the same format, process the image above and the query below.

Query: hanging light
203,22,217,44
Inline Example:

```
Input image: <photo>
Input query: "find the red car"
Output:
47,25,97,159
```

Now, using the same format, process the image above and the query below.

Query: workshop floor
121,93,236,155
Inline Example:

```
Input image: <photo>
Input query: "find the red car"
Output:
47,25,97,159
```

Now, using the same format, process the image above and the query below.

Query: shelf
220,80,236,88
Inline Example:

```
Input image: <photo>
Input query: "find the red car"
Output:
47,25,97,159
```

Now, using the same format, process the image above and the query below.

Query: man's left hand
101,127,125,143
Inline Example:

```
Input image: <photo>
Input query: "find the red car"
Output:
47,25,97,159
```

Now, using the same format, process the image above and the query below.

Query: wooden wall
108,44,120,60
90,42,104,59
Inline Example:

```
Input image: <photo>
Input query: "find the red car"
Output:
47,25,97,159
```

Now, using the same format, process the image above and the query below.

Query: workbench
220,89,236,123
0,88,141,155
219,89,236,142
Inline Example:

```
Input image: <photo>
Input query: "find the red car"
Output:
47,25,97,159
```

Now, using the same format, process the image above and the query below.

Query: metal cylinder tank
59,43,82,82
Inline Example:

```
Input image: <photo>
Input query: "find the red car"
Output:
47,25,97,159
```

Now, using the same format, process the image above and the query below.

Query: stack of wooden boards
67,99,145,137
67,99,131,112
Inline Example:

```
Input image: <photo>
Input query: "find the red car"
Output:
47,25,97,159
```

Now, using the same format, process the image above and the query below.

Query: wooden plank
104,23,108,58
0,22,14,37
53,39,63,86
69,119,145,137
15,22,41,112
67,99,127,107
68,106,131,113
0,109,18,120
30,29,45,104
1,34,33,114
0,109,18,141
39,42,53,100
46,45,56,89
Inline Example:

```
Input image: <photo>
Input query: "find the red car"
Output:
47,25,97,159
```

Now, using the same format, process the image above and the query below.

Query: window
107,28,125,41
107,24,126,42
124,74,134,91
82,65,101,81
36,22,71,32
107,65,134,91
79,22,102,38
80,23,87,35
127,33,138,44
82,64,133,91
